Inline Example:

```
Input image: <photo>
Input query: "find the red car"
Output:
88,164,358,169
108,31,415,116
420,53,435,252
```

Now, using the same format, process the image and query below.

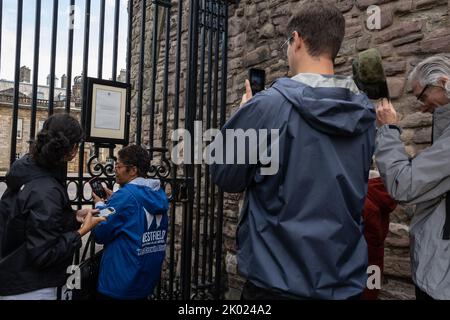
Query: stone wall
131,0,449,299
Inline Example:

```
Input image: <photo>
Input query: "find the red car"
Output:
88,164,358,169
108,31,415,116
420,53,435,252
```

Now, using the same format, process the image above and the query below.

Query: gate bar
136,0,147,145
98,0,106,79
10,0,23,165
78,0,91,210
214,1,227,299
30,0,42,142
48,0,59,116
149,1,159,149
193,0,208,295
181,0,200,300
65,0,76,113
208,0,221,285
202,0,213,286
0,0,2,76
169,0,184,300
112,0,120,81
161,5,170,148
126,0,133,86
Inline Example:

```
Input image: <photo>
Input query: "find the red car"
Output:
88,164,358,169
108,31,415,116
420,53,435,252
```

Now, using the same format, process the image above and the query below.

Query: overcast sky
0,0,128,86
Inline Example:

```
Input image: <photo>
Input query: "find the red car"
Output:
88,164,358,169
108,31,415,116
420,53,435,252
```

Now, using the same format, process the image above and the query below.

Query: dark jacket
0,155,81,296
210,75,376,299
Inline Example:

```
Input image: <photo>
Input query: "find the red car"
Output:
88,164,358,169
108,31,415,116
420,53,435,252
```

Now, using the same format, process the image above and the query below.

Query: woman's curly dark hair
118,145,151,178
31,113,84,168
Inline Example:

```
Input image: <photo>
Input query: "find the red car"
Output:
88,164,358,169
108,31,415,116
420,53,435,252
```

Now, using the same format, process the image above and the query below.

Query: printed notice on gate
95,89,122,130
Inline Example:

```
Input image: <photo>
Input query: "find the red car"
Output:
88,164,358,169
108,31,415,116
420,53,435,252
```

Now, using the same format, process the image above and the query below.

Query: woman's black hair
31,113,84,168
118,145,151,178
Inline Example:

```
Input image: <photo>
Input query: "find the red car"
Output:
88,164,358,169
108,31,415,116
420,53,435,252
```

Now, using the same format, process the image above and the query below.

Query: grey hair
408,54,450,98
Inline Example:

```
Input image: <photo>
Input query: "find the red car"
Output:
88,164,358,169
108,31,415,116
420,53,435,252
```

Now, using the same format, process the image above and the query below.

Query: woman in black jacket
0,113,105,300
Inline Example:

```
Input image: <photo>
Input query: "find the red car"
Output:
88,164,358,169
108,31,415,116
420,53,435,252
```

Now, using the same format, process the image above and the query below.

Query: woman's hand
104,187,113,200
92,187,113,204
77,211,106,237
76,208,99,223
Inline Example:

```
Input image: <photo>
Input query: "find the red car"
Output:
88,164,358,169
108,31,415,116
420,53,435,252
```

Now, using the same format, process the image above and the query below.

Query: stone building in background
131,0,449,299
0,67,84,173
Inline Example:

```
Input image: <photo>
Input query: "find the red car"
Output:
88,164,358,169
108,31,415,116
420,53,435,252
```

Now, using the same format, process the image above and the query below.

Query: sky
0,0,129,87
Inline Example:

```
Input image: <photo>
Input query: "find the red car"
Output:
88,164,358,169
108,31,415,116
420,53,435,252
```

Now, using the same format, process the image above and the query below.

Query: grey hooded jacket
375,103,450,299
211,74,376,299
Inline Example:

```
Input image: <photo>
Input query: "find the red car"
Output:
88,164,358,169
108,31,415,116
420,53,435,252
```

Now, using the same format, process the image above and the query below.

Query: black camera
249,68,266,95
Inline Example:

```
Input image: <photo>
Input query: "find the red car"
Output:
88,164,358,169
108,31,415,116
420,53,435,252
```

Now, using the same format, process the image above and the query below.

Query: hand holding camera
89,178,113,203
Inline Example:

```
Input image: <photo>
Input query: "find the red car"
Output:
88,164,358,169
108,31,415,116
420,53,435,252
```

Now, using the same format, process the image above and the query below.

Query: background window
16,118,23,140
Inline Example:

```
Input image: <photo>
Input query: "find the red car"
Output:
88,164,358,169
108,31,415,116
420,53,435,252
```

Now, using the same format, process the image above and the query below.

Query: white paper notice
95,89,122,130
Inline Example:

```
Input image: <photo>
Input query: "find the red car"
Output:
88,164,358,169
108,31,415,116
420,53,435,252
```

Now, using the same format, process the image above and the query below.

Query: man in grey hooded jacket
376,54,450,300
210,1,376,300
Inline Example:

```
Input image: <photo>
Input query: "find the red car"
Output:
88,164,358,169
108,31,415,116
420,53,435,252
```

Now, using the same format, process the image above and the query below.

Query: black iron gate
0,0,235,300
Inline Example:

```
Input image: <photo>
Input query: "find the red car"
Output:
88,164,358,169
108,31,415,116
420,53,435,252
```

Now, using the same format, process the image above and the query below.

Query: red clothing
362,177,397,300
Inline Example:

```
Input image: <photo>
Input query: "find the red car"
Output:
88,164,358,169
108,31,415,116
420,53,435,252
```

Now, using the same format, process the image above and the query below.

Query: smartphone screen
249,68,266,95
89,178,106,199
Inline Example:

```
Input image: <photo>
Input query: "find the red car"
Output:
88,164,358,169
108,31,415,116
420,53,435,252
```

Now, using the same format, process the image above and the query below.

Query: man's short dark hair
118,145,151,178
287,0,345,61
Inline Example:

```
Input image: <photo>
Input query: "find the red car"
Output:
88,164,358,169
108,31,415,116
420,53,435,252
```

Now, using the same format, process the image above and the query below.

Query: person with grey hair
375,54,450,300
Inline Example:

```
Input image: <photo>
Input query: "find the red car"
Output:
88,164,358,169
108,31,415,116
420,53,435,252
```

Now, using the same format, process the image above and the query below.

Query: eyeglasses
416,84,430,103
416,84,443,103
114,162,133,170
281,35,294,50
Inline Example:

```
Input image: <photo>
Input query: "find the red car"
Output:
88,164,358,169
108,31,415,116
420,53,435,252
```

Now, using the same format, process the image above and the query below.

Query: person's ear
293,31,304,52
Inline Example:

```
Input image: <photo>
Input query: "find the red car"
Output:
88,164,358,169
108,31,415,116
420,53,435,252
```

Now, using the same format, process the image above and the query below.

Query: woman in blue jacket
93,145,169,300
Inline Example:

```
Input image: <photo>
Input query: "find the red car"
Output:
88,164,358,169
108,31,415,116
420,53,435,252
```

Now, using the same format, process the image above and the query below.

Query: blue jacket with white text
93,178,169,300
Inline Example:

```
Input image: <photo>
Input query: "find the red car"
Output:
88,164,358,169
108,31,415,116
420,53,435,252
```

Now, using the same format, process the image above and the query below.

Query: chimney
19,66,31,83
61,74,67,89
46,75,59,87
118,69,127,83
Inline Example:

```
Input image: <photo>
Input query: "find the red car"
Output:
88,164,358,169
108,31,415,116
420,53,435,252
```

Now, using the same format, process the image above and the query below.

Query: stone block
384,60,406,76
397,42,423,56
356,0,396,10
356,34,372,51
399,112,433,128
387,77,406,99
259,23,276,39
243,46,271,68
374,21,423,44
421,34,450,53
394,0,413,14
391,33,424,47
336,0,354,13
414,0,440,10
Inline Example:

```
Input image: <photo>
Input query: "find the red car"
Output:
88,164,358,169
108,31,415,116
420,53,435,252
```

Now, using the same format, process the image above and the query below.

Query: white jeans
0,287,58,300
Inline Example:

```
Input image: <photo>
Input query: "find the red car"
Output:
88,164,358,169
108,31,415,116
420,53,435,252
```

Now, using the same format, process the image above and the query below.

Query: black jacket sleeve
24,186,82,270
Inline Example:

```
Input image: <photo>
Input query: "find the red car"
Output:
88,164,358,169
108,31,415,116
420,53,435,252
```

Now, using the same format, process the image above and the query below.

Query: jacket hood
5,154,65,191
128,177,168,215
272,76,375,136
